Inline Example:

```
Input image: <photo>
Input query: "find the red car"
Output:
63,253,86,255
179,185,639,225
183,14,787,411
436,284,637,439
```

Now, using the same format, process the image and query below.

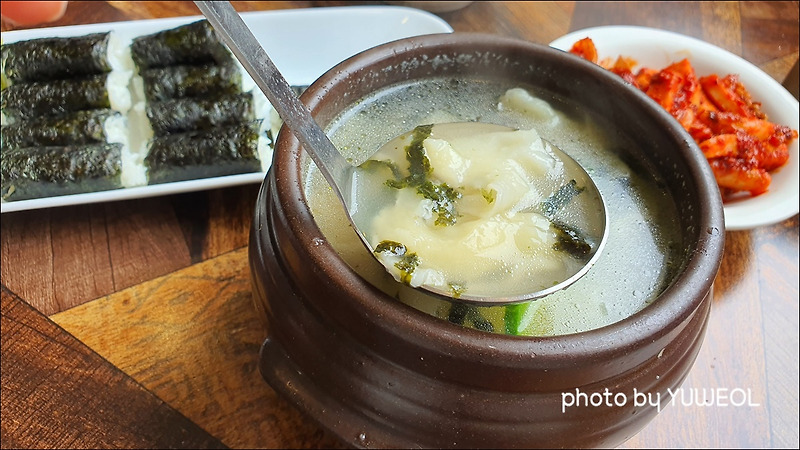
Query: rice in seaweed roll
1,71,132,121
1,109,127,150
1,31,133,85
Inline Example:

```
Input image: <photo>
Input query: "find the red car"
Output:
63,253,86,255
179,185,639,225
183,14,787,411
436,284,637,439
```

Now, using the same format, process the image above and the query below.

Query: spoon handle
195,1,352,199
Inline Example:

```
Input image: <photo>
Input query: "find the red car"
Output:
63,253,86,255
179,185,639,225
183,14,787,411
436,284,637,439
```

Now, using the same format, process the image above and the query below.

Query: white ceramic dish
0,6,453,214
550,26,799,231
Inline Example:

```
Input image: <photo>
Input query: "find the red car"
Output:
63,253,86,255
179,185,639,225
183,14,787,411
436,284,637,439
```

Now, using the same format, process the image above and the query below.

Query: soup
354,121,605,301
304,76,682,336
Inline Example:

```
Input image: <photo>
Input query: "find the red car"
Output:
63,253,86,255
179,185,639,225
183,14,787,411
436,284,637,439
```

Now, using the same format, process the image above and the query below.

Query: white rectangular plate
1,5,453,213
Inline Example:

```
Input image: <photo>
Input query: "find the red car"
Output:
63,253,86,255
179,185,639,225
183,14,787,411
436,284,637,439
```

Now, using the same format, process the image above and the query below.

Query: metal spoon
195,1,607,305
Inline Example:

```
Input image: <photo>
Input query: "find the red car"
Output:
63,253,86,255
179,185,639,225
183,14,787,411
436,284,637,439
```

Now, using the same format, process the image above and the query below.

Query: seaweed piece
373,240,420,285
541,179,585,218
447,302,470,325
448,282,466,299
374,240,408,258
359,159,405,181
1,74,111,120
481,187,497,204
130,20,230,70
146,93,253,136
145,121,262,184
447,303,494,333
1,109,119,150
1,143,122,201
393,252,421,285
377,124,461,226
541,180,594,260
416,180,461,226
385,123,433,189
551,220,592,260
139,61,242,103
471,311,495,333
1,33,112,83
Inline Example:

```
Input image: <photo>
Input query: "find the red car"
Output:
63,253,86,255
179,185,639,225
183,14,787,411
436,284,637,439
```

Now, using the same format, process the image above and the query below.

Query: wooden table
2,1,798,448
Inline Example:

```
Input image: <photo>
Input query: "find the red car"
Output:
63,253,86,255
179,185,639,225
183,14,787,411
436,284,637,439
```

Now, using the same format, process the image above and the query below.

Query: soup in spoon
351,121,606,302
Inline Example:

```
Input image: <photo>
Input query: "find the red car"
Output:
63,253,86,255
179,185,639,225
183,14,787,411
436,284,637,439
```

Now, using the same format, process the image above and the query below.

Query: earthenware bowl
248,33,725,448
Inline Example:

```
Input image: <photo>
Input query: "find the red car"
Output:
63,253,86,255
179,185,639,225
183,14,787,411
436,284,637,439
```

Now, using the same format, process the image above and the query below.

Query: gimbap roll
130,20,230,70
1,143,122,201
136,61,241,103
1,109,127,150
145,93,254,136
144,121,264,184
1,32,133,84
1,71,132,121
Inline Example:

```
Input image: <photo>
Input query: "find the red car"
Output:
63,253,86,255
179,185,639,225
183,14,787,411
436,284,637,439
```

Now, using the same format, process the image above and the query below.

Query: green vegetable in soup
503,302,529,335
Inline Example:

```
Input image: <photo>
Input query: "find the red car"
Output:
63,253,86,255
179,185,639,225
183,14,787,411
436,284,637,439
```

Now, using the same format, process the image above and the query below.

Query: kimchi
569,37,798,200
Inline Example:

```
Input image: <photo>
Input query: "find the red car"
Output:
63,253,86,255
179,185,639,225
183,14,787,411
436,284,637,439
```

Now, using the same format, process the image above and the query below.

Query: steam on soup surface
304,77,682,336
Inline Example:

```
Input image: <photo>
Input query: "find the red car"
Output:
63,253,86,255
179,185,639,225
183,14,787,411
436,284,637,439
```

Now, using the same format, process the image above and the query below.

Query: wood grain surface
1,1,798,448
0,286,227,449
49,248,342,449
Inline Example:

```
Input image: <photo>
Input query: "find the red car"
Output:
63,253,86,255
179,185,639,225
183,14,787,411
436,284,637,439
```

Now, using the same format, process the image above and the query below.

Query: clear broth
304,77,682,336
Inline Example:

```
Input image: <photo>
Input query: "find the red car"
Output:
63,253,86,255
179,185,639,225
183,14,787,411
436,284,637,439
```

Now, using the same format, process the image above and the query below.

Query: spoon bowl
353,121,607,304
196,0,607,304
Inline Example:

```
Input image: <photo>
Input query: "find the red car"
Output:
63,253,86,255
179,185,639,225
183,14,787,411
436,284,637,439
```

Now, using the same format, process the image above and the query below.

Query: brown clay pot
249,33,725,448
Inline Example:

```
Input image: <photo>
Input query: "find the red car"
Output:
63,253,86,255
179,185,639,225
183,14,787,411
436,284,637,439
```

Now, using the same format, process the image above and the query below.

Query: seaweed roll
1,32,133,84
145,93,255,136
136,61,242,103
1,143,122,200
1,109,127,150
130,20,230,70
144,121,264,184
1,71,132,121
